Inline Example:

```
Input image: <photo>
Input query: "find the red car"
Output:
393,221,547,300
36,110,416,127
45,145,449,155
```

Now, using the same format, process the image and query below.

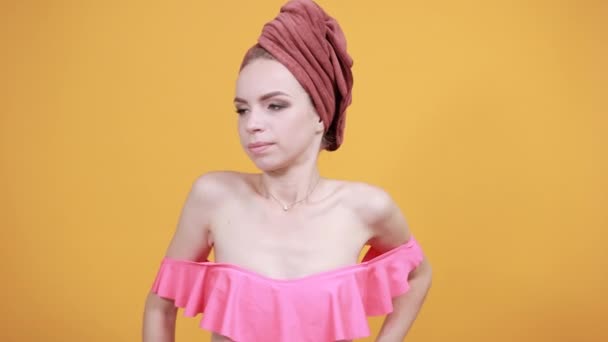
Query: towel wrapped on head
241,0,354,151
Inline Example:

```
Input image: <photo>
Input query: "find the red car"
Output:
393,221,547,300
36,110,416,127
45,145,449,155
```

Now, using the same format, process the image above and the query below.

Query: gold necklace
261,175,322,211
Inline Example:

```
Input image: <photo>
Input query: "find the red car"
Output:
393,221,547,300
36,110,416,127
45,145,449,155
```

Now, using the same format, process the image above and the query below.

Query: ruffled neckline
150,236,424,341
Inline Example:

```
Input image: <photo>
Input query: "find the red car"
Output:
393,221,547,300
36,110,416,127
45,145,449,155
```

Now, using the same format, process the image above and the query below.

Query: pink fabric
252,0,354,151
150,237,423,341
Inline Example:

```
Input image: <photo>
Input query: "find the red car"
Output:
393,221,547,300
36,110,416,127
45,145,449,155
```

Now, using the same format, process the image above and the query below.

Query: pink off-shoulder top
150,236,424,342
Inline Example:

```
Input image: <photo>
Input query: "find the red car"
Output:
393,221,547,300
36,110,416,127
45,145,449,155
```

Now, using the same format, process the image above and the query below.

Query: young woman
142,1,432,341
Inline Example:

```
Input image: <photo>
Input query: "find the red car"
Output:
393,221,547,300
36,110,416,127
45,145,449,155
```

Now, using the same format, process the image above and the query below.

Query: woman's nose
245,108,265,133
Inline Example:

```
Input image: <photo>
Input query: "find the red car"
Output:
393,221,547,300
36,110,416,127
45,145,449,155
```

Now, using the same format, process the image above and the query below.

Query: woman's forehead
235,59,306,99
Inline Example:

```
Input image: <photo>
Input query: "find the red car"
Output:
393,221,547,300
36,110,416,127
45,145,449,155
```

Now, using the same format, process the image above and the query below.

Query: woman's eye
235,108,247,115
269,103,286,111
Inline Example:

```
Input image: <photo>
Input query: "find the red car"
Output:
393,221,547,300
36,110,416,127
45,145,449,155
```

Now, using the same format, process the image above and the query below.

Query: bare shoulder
162,170,251,260
337,179,411,249
337,180,395,224
191,170,253,200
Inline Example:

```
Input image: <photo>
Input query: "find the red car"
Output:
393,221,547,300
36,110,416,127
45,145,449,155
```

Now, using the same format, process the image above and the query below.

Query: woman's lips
247,142,274,154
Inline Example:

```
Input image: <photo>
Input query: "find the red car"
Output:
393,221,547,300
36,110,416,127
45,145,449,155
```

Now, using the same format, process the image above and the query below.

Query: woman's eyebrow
234,91,290,104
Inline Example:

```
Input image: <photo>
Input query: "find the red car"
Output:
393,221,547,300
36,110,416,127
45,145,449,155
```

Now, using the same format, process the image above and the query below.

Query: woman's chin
250,157,287,173
254,163,283,173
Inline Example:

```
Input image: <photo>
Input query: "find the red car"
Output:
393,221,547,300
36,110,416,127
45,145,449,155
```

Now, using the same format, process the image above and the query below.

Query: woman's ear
315,117,325,134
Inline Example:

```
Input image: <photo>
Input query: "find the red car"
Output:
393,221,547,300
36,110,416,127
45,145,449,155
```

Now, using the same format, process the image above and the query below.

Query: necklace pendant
282,205,289,211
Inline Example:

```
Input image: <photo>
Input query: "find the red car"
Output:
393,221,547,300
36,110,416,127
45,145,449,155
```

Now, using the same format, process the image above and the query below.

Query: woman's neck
259,166,322,210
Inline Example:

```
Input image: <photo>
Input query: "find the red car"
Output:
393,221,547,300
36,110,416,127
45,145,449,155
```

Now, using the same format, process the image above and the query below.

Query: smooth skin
142,58,432,342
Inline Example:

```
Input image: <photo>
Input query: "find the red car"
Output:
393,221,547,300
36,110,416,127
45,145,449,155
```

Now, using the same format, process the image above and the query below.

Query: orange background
1,0,606,341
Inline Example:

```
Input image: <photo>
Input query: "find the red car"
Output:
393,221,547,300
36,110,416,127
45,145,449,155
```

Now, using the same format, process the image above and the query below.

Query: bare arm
360,185,433,342
142,294,179,342
376,258,432,342
142,174,217,342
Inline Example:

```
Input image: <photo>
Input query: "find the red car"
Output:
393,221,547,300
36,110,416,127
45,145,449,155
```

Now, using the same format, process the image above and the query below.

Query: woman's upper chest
207,191,372,280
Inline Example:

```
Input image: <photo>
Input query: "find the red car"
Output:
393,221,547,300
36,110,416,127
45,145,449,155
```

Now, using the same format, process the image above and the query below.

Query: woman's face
234,58,325,172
